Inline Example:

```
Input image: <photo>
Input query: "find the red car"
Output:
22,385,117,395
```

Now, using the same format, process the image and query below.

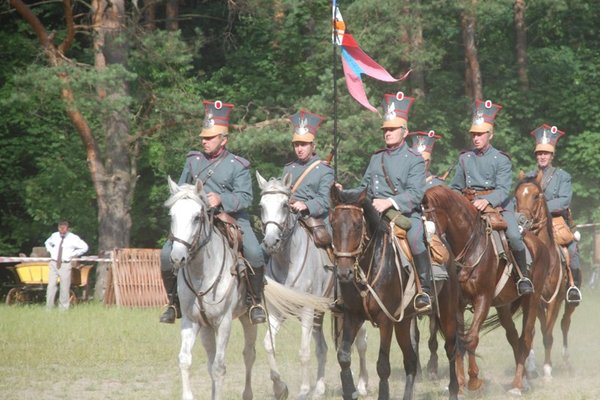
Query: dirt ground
2,287,599,400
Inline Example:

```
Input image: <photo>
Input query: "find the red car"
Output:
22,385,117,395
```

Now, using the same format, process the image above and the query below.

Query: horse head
256,171,295,254
165,176,211,268
514,171,550,236
330,185,368,282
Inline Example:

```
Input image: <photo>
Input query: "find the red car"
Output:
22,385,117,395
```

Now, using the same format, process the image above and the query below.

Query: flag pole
332,0,339,181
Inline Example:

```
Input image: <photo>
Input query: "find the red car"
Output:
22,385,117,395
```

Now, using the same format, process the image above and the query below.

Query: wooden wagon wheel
5,288,28,305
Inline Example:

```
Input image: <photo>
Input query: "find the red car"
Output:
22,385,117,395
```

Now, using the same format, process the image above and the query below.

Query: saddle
299,216,331,248
214,212,243,254
462,189,508,231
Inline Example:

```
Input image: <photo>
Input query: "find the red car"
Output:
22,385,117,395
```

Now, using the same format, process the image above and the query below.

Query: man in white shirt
45,221,89,310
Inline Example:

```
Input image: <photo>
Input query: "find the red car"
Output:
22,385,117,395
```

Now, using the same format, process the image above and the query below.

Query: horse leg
239,315,257,400
371,320,393,400
427,314,440,380
263,314,289,400
337,313,364,400
464,297,492,392
561,302,577,372
210,316,234,400
508,293,539,395
411,318,422,377
394,320,418,400
312,312,328,399
436,294,460,399
354,323,369,396
297,308,314,400
540,299,561,380
179,319,201,400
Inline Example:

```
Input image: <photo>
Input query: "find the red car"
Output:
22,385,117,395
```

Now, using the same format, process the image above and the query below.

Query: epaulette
186,150,203,158
498,150,512,160
373,147,388,154
459,149,469,155
285,160,295,166
407,147,422,157
233,155,251,168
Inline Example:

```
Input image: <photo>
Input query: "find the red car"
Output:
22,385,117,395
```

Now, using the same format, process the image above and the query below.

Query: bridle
332,204,367,261
515,183,546,234
169,200,215,265
260,188,298,242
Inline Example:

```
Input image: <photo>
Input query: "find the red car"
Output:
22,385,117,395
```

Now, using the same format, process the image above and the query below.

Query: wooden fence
104,248,167,307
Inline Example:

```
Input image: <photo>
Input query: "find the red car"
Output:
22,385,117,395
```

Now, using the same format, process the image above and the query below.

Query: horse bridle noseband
170,207,215,261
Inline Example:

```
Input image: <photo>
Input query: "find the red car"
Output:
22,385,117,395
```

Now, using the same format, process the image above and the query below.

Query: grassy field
1,288,599,400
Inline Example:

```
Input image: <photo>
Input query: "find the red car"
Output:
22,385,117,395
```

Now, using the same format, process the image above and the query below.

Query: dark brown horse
330,185,461,400
514,175,578,380
422,185,549,396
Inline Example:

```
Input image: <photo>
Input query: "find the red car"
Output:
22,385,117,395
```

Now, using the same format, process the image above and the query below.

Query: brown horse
514,175,578,380
330,185,461,400
422,185,549,396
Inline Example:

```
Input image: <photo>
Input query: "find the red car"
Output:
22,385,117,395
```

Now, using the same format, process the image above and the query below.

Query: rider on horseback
527,124,582,303
159,100,267,325
450,99,534,296
336,92,433,312
283,109,334,240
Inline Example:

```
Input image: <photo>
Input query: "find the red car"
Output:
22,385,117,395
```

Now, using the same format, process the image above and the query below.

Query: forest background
1,0,599,300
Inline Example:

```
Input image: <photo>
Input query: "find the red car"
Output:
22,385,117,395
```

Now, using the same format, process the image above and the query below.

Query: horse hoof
273,382,288,400
507,387,522,397
356,382,368,396
467,378,483,392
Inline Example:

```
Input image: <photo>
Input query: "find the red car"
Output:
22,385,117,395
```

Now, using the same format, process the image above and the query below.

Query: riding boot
566,268,582,304
246,267,266,324
512,249,534,296
159,270,181,324
413,251,432,313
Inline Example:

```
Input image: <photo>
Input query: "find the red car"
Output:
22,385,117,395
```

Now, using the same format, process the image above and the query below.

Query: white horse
166,177,332,400
257,171,368,400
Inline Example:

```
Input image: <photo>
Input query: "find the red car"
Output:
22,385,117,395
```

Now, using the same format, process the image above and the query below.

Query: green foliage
2,0,600,261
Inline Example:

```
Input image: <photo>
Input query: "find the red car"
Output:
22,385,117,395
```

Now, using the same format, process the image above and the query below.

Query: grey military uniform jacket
450,145,513,209
283,154,334,220
426,173,446,188
527,166,572,217
346,142,426,218
179,150,253,215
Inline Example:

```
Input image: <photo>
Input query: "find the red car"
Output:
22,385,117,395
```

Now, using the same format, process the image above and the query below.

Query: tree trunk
12,0,137,302
460,0,482,100
166,0,179,31
514,0,529,90
409,0,426,98
91,0,136,300
144,0,157,31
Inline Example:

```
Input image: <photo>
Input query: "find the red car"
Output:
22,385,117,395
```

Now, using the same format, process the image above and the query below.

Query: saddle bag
300,217,332,248
384,209,412,230
429,233,449,265
482,205,508,231
552,216,575,245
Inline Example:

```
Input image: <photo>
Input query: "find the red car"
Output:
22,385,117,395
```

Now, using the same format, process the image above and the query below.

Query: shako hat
469,99,502,133
408,130,442,161
200,100,234,137
530,124,564,153
381,92,415,129
289,109,326,143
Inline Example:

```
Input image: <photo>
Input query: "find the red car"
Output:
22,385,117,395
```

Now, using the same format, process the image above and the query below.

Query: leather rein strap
291,160,322,193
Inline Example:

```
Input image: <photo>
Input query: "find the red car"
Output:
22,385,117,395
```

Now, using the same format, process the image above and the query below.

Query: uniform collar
474,145,492,156
205,147,227,160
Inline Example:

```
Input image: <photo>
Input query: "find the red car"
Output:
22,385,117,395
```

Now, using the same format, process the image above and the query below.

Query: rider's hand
207,192,222,208
372,198,393,214
290,200,308,213
472,198,490,212
334,182,343,191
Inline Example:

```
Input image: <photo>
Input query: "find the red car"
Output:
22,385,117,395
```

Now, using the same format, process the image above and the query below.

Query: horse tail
264,276,332,320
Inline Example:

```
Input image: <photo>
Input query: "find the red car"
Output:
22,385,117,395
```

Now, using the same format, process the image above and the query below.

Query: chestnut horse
514,175,578,380
330,185,461,400
422,185,549,396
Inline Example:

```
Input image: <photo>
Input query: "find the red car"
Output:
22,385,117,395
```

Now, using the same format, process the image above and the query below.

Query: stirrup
249,304,266,324
566,286,582,304
517,277,534,296
413,292,432,313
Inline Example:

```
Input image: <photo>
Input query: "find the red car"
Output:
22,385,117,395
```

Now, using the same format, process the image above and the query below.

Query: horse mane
164,183,209,209
259,177,291,196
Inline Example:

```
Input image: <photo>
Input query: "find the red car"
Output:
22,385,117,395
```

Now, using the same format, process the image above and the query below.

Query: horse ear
282,172,293,188
518,170,525,181
330,184,339,206
195,179,204,194
167,176,180,195
256,171,268,190
535,169,543,185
